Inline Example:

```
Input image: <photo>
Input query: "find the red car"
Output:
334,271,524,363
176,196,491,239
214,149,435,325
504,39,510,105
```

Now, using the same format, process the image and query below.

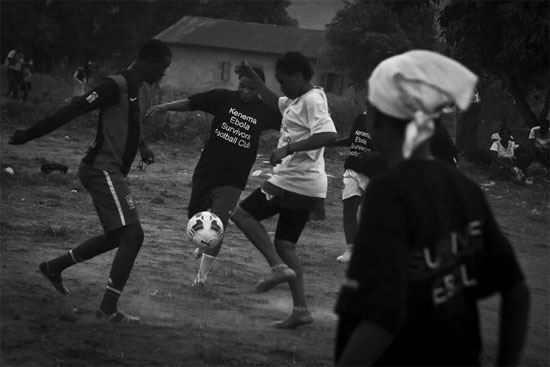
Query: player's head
499,127,512,141
539,118,549,134
275,51,314,99
136,39,172,84
367,50,478,163
237,66,264,102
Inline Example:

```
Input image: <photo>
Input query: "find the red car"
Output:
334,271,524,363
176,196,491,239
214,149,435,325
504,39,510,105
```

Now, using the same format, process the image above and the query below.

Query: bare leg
232,206,296,292
275,239,306,308
232,206,284,267
272,238,313,329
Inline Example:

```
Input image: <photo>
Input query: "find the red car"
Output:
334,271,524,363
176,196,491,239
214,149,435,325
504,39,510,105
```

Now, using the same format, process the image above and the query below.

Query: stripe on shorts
102,170,126,226
69,249,78,263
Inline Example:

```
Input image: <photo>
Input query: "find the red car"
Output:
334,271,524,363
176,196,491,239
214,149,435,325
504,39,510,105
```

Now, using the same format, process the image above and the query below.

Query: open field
1,74,548,366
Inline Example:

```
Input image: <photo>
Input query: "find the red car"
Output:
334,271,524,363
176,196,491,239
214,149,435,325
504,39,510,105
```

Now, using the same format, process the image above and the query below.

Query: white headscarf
368,50,478,159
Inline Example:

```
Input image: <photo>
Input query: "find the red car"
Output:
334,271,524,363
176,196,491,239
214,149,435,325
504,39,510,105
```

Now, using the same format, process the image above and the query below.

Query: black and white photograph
0,0,548,366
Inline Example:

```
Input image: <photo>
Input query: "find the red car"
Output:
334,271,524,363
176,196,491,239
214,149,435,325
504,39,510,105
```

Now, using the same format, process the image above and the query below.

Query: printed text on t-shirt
213,107,255,149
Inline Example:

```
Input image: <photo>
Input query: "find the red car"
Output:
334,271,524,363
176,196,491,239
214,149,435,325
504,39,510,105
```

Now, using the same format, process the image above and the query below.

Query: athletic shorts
188,184,242,226
79,162,139,231
342,169,369,200
239,185,311,243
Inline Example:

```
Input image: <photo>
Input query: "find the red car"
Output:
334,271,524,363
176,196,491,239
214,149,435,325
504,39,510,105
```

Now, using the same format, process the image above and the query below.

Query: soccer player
232,52,337,329
146,66,282,287
328,111,385,263
9,39,172,324
334,50,530,365
329,111,457,264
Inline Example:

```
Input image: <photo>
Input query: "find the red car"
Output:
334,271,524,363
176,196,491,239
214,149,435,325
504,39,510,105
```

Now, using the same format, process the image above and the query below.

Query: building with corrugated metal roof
155,16,347,96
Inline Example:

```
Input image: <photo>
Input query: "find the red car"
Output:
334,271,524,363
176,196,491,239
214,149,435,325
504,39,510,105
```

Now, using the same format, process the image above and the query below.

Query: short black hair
499,127,512,136
276,51,314,80
137,39,172,62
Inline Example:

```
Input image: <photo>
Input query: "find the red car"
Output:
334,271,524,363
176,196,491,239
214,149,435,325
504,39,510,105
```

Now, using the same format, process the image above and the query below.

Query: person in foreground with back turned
334,50,530,366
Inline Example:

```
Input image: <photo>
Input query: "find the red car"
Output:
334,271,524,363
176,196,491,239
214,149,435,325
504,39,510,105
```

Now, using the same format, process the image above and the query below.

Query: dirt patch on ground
1,109,548,366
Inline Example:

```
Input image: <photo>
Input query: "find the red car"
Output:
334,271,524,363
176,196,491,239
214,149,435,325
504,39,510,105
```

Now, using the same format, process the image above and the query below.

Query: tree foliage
325,0,440,86
439,0,549,126
0,0,296,72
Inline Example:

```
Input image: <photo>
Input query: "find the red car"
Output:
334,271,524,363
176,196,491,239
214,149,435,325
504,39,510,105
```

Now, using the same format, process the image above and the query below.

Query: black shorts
239,187,310,243
79,162,140,231
188,184,242,226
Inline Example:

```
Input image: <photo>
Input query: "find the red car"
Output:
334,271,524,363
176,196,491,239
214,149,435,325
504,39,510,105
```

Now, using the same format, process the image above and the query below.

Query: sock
198,253,216,278
99,278,122,315
293,306,309,315
46,250,80,274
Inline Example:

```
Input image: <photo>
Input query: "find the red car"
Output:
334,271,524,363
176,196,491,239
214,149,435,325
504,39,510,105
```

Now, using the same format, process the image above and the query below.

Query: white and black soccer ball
186,211,224,250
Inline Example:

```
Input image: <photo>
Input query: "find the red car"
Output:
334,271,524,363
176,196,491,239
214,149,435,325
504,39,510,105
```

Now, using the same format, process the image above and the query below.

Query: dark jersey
344,112,375,173
189,89,281,190
341,112,386,177
24,71,141,176
335,160,524,366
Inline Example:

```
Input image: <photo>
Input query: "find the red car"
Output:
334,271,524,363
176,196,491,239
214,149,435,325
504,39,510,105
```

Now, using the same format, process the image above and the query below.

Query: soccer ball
186,211,224,250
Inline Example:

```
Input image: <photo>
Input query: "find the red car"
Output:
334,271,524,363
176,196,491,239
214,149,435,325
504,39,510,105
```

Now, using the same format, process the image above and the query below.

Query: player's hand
145,105,166,117
140,145,155,165
9,129,29,145
235,61,255,79
269,146,289,166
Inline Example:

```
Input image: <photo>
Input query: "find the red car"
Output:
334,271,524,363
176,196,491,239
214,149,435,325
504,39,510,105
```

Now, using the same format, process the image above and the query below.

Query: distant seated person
525,118,549,175
489,127,525,184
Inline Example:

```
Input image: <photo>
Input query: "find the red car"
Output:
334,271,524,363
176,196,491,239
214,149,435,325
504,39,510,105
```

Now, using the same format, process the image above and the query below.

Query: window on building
322,73,344,95
221,61,231,81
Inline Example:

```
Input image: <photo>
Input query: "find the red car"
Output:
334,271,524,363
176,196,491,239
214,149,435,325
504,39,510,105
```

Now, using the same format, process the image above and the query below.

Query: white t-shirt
268,87,336,198
528,126,550,150
490,140,519,158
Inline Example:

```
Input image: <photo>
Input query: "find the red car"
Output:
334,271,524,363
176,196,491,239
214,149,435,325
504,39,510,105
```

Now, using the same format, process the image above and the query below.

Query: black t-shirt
344,112,385,177
335,159,524,366
190,89,281,190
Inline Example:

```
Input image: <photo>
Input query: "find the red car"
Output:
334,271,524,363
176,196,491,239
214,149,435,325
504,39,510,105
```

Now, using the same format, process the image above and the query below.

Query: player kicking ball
146,64,282,288
232,52,337,329
9,39,172,323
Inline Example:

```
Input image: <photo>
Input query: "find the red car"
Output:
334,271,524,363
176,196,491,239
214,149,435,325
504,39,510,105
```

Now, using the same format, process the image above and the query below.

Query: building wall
160,44,337,97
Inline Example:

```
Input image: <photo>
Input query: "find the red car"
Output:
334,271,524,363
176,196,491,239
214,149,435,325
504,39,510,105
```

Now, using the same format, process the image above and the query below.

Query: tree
439,0,549,127
187,0,297,26
0,0,297,72
325,0,440,86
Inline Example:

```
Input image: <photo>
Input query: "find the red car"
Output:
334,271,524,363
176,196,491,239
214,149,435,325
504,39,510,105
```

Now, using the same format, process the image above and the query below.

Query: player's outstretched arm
327,136,351,148
270,132,337,165
146,99,192,116
496,280,530,366
9,78,119,145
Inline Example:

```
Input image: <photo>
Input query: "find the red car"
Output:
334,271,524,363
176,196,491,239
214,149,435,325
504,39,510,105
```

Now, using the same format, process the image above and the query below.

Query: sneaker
39,262,69,295
95,309,141,324
255,265,296,293
192,272,207,288
336,249,352,263
273,309,313,329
